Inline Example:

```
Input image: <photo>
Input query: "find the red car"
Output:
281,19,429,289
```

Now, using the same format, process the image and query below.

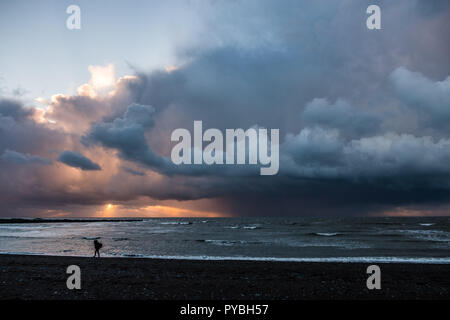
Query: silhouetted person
93,239,102,257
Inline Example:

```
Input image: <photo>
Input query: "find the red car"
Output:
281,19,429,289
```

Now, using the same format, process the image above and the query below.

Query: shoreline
1,252,450,264
1,254,449,299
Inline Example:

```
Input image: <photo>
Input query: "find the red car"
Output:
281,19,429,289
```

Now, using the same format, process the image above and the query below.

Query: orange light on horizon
139,205,226,218
94,203,116,218
95,203,227,218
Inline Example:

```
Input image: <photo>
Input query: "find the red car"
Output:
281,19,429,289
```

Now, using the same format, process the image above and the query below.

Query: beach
1,254,449,300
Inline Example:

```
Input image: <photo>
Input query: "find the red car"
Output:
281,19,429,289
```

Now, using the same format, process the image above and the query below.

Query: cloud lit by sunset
88,64,116,89
0,1,449,218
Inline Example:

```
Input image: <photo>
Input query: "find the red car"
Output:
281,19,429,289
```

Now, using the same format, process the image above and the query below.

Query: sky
0,0,450,218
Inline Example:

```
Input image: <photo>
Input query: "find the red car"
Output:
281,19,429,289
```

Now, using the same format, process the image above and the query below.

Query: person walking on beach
93,239,103,258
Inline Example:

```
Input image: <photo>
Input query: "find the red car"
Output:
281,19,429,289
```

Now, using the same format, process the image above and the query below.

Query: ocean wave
2,251,450,264
0,230,75,238
362,222,402,226
0,235,39,239
82,236,101,240
113,237,129,241
160,222,192,225
121,253,145,257
374,232,404,237
243,224,262,230
112,254,450,264
0,225,53,230
431,242,450,249
285,241,371,249
196,239,261,246
310,232,341,237
287,222,309,226
0,251,45,256
398,230,450,243
223,224,262,230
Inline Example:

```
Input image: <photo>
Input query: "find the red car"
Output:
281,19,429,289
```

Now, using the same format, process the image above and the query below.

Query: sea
1,217,450,263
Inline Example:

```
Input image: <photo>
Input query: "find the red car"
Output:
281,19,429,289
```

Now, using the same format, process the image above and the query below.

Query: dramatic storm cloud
84,103,168,170
1,0,450,217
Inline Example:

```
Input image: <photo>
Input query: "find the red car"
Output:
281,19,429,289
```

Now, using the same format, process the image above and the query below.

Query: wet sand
0,254,449,300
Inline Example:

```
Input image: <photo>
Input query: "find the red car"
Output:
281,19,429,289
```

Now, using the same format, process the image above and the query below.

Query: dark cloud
83,103,170,171
1,149,52,165
301,98,381,138
282,129,450,180
83,103,232,177
0,99,33,121
0,98,66,160
58,150,101,171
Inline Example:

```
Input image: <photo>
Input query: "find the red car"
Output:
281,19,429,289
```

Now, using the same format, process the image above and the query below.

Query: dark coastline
0,254,448,300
